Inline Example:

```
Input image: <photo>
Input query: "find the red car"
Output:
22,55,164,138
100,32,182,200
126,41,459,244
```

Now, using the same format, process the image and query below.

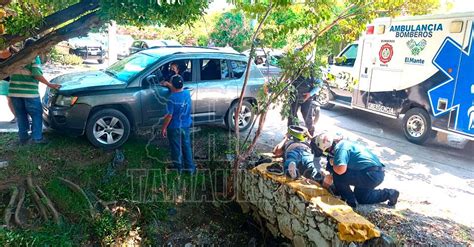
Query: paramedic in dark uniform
287,68,321,136
316,133,400,208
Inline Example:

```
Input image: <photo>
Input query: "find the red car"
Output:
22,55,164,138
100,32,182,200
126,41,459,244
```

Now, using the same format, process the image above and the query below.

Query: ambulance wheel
318,85,335,109
403,108,431,145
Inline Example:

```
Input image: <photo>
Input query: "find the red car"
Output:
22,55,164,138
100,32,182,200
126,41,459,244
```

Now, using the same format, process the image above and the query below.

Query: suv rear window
229,60,247,79
200,59,229,80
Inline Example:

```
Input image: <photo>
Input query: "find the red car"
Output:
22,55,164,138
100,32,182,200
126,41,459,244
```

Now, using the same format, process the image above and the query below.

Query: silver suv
42,47,265,149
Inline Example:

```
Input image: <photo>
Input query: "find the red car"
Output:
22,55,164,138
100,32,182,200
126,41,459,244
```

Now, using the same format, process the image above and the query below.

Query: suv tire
403,107,431,145
86,109,130,150
225,100,255,132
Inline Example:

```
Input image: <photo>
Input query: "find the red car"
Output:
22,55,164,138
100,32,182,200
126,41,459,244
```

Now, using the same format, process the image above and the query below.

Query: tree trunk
0,11,101,79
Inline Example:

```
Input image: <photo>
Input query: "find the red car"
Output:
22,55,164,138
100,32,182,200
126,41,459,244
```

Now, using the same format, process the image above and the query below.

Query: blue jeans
10,97,43,141
332,168,390,206
167,127,195,173
284,146,318,179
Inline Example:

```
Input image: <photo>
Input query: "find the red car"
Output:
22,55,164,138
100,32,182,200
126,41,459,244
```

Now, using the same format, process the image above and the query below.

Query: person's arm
330,158,347,175
35,75,61,90
161,114,172,138
161,98,174,137
272,134,289,157
330,148,349,175
30,59,61,89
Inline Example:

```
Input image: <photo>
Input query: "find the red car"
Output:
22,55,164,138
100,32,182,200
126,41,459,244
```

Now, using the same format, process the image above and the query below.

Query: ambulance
319,11,474,144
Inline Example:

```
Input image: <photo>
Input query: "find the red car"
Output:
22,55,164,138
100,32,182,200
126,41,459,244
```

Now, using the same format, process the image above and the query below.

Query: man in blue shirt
161,75,195,174
316,133,399,208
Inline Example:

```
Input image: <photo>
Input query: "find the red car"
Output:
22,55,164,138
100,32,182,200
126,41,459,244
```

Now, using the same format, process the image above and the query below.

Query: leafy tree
209,11,252,51
0,0,208,79
229,0,441,194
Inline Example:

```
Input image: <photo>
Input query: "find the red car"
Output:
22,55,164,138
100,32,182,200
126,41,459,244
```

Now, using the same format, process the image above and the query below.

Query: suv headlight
55,95,78,106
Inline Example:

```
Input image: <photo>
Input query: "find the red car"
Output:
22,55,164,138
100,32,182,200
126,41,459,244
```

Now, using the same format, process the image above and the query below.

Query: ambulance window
337,44,358,67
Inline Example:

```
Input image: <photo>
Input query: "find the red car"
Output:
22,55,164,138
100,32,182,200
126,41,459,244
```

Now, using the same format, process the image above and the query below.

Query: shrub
50,46,83,65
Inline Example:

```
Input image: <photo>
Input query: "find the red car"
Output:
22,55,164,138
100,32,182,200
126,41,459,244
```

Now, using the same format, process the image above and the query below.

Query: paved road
256,105,474,227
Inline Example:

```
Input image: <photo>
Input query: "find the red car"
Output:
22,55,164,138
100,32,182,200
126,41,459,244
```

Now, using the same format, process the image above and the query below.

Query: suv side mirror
327,55,334,65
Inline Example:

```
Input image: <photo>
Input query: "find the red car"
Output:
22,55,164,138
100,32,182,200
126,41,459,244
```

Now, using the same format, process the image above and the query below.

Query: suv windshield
105,53,160,82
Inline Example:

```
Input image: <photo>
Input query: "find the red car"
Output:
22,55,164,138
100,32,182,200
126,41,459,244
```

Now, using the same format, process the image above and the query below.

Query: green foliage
4,0,79,37
50,47,83,65
0,224,79,246
209,11,252,51
91,212,132,246
99,0,208,27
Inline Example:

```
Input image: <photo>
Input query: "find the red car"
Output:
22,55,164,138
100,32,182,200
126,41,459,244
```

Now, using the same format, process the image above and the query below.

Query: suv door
194,58,232,123
141,58,198,126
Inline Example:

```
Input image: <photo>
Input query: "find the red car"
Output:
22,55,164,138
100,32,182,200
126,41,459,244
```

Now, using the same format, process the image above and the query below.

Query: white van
319,11,474,144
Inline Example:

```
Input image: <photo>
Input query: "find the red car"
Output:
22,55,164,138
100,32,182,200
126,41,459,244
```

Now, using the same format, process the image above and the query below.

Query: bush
50,46,83,65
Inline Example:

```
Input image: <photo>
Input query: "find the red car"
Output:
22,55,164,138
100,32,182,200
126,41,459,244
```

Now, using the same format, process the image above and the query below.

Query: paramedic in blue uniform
287,68,321,136
316,133,400,208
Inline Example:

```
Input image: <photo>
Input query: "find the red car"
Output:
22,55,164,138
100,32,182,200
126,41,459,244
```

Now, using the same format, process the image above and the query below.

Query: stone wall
237,163,392,247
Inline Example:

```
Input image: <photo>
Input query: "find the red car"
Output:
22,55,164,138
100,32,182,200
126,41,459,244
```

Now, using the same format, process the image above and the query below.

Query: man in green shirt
316,133,399,208
8,39,61,144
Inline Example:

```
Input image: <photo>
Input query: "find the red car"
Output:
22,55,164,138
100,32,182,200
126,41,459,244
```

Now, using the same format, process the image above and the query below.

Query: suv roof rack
146,45,246,56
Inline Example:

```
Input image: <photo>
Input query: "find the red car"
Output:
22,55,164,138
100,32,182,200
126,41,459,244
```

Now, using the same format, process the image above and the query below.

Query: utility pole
108,21,117,65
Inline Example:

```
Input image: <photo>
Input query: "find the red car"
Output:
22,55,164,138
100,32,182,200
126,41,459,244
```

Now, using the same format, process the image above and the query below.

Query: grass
0,127,237,245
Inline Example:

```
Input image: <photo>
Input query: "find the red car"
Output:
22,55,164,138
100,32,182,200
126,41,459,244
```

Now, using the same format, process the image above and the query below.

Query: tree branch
0,0,100,47
0,11,101,79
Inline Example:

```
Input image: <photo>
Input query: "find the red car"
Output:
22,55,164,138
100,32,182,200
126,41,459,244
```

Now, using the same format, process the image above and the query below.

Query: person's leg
167,128,183,171
287,100,299,127
24,97,43,141
353,170,390,204
9,97,30,142
284,149,301,178
299,149,319,180
181,127,196,173
312,105,320,128
300,99,314,135
332,171,359,207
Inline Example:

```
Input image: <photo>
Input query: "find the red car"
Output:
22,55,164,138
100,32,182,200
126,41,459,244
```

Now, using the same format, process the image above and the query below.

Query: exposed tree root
58,177,96,218
14,187,25,227
4,186,18,228
35,185,60,225
26,175,49,221
90,193,112,213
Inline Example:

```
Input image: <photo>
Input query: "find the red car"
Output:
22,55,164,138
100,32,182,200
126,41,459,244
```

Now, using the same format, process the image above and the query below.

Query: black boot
387,189,400,207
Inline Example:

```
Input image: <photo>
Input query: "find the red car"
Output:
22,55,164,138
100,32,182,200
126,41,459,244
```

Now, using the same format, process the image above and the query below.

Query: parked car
129,39,182,54
42,47,265,149
67,36,106,64
116,35,134,59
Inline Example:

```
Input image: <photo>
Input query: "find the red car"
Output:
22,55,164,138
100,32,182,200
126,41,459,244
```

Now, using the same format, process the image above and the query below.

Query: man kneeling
314,133,400,208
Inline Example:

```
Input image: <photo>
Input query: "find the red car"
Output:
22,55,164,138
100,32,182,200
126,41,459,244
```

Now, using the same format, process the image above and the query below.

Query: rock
266,222,279,237
307,228,330,247
307,216,317,228
239,202,250,214
318,222,335,240
291,218,306,235
293,235,307,247
331,236,345,247
263,185,274,200
277,214,294,239
0,161,8,168
184,243,193,247
262,199,276,224
258,176,265,193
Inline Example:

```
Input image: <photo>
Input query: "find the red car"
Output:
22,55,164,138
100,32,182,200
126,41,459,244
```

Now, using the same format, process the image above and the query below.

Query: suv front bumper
42,103,91,136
